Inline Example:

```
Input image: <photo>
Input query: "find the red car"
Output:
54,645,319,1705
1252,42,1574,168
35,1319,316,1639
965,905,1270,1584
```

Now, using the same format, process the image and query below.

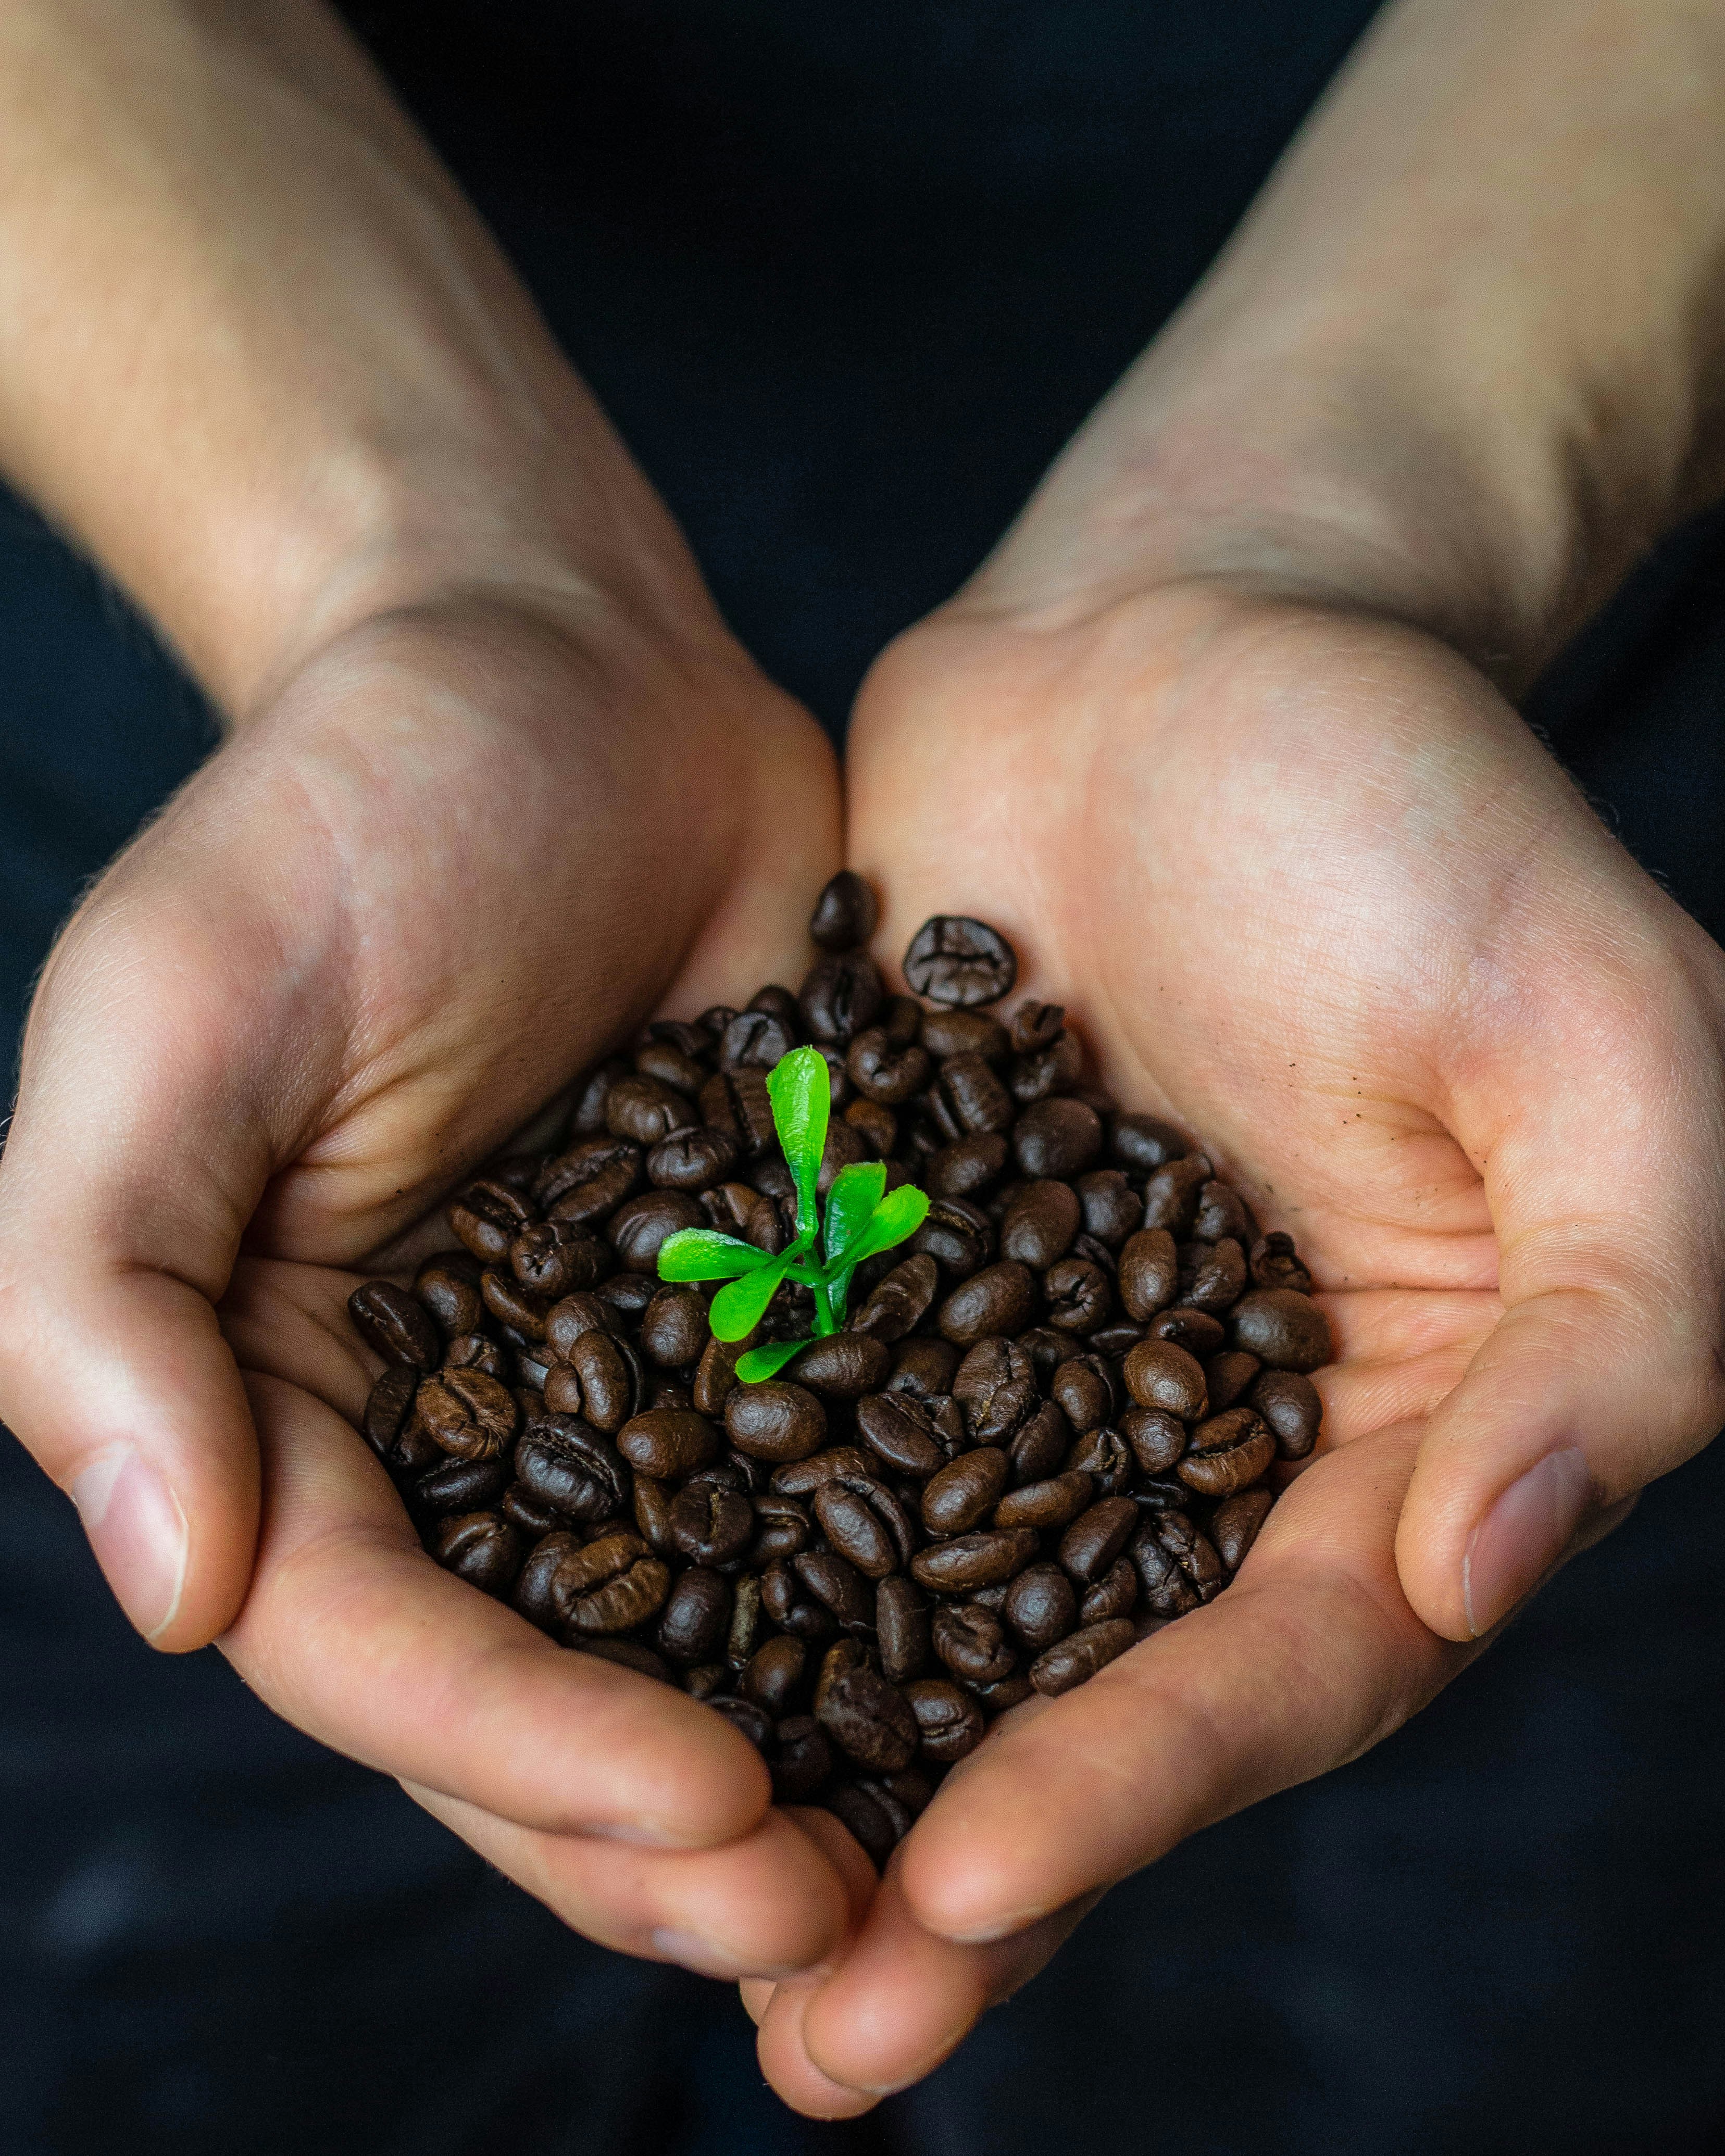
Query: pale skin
0,0,1723,2120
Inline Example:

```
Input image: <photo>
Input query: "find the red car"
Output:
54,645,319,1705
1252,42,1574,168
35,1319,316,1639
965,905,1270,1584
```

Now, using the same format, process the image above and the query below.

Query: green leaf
767,1046,831,1237
831,1182,932,1270
709,1252,794,1340
735,1337,813,1384
656,1228,771,1283
823,1160,886,1267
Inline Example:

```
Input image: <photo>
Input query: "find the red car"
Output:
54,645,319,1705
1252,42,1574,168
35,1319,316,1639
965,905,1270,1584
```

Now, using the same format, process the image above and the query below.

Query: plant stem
810,1277,838,1337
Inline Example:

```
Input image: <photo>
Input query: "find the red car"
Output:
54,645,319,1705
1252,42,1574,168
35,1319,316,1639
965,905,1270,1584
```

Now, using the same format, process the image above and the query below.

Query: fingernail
648,1928,807,1982
1462,1446,1590,1638
940,1901,1052,1946
854,2021,975,2096
69,1448,188,1641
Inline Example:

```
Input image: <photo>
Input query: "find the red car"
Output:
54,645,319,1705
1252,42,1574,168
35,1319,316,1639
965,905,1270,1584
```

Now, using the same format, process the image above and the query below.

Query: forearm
979,0,1725,688
0,0,708,715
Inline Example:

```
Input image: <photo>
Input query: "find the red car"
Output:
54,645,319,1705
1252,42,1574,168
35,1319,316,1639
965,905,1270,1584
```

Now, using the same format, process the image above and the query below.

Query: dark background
3,4,1724,2150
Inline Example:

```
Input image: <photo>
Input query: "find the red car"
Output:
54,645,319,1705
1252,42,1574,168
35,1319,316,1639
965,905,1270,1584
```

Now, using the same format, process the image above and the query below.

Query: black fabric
2,5,1723,2150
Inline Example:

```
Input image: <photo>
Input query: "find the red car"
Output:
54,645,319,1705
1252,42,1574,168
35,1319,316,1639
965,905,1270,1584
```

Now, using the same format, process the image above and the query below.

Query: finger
221,1362,773,1848
738,1806,880,2029
1398,929,1725,1639
405,1784,849,1982
1318,1287,1498,1444
894,1428,1473,1950
756,1980,882,2121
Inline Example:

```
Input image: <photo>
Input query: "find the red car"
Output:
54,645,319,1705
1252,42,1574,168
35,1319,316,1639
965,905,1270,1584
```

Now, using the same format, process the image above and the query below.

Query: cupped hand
0,586,854,1977
747,578,1725,2108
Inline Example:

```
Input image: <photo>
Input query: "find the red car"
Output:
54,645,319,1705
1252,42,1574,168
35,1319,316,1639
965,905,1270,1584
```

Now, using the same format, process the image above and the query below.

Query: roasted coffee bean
608,1191,705,1273
416,1369,518,1460
799,950,884,1047
745,1491,809,1565
953,1337,1037,1443
480,1269,550,1340
569,1058,630,1137
349,1281,440,1371
1118,1227,1179,1320
904,916,1017,1007
855,1390,948,1476
1013,1095,1103,1180
1059,1495,1140,1583
846,1025,929,1105
646,1125,738,1193
1000,1179,1080,1268
740,1634,807,1717
993,1469,1092,1532
362,1366,417,1464
516,1416,628,1521
630,1473,676,1553
1251,1368,1322,1459
729,1575,768,1672
1081,1556,1139,1624
414,1253,486,1336
581,1637,672,1684
814,1637,869,1716
743,1190,792,1255
1064,1424,1135,1497
724,1381,827,1463
1043,1255,1112,1334
1193,1181,1251,1244
1009,1029,1083,1105
844,1096,897,1157
560,1531,672,1636
904,1677,985,1764
876,1574,931,1683
938,1260,1038,1345
1123,1338,1209,1422
1108,1112,1185,1174
1130,1511,1223,1616
815,1477,918,1578
1212,1487,1276,1572
1231,1288,1332,1372
794,1550,876,1632
1142,1156,1210,1237
508,1219,609,1301
760,1558,835,1641
809,868,879,951
881,1339,956,1405
770,1446,877,1496
700,1067,776,1155
538,1136,643,1222
820,1780,899,1866
1176,1235,1247,1314
911,1195,995,1282
767,1715,833,1802
1076,1169,1143,1249
449,1178,535,1264
849,1253,939,1344
969,1673,1034,1712
1089,1321,1146,1359
458,1330,516,1381
910,1528,1038,1594
1049,1355,1111,1436
415,1455,509,1515
544,1292,611,1357
1251,1230,1313,1294
924,1131,1009,1200
706,1695,772,1749
749,982,803,1028
634,1035,708,1096
697,1180,753,1233
818,1662,919,1771
1009,1398,1073,1485
1004,1561,1079,1651
916,1008,1005,1062
1178,1407,1276,1497
499,1484,564,1536
933,1602,1016,1684
599,1273,661,1323
1205,1350,1261,1411
559,1327,636,1432
639,1285,710,1370
686,1337,740,1423
931,1051,1016,1136
618,1408,720,1480
432,1512,524,1594
1031,1617,1135,1696
1147,1307,1226,1357
658,1568,734,1665
921,1447,1010,1535
1007,1000,1064,1054
720,1008,796,1071
786,1333,891,1398
1120,1404,1187,1475
668,1479,756,1566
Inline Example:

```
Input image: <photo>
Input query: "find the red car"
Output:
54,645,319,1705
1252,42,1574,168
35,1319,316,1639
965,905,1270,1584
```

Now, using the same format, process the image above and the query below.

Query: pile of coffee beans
349,874,1329,1865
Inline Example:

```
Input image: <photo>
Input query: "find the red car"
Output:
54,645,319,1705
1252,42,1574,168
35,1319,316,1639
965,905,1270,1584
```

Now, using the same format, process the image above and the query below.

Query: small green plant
655,1045,931,1382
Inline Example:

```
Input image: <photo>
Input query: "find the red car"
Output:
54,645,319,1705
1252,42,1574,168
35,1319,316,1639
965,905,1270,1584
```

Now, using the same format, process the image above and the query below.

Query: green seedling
655,1045,931,1382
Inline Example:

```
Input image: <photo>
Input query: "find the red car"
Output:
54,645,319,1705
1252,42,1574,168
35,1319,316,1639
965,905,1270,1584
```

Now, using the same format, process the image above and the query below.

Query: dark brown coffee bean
538,1135,643,1222
818,1663,919,1771
747,1491,812,1565
931,1051,1016,1137
635,1034,709,1095
1059,1495,1140,1583
799,950,885,1047
1212,1487,1276,1572
689,1334,742,1419
904,916,1017,1007
809,869,879,951
608,1191,706,1274
1120,1404,1187,1475
1003,1562,1078,1651
846,1025,930,1105
844,1096,897,1158
720,1008,797,1071
814,1639,865,1714
1081,1555,1139,1624
920,1008,1010,1061
815,1477,918,1578
1142,1156,1210,1237
701,1068,777,1155
786,1333,891,1398
938,1260,1038,1345
1193,1181,1251,1244
507,1219,608,1302
658,1568,734,1665
741,1634,807,1718
618,1408,720,1480
876,1574,931,1684
855,1391,947,1476
1204,1350,1261,1412
1130,1511,1223,1616
953,1338,1037,1443
639,1285,710,1370
349,1281,440,1371
768,1715,834,1801
919,1133,1005,1202
760,1558,835,1641
1118,1227,1179,1321
480,1269,550,1341
1178,1408,1276,1497
909,1196,994,1284
561,1327,638,1432
743,1190,792,1255
580,1637,672,1684
724,1381,827,1463
1109,1112,1186,1174
1123,1338,1209,1421
1047,1355,1110,1436
1147,1307,1227,1357
1075,1170,1143,1249
499,1483,564,1536
667,1480,755,1566
460,1330,518,1382
561,1531,672,1636
769,1446,878,1496
910,1528,1038,1594
629,1471,675,1553
361,1366,417,1465
903,1677,985,1764
646,1125,738,1193
1043,1254,1113,1334
1004,999,1059,1054
1230,1288,1332,1373
1009,1398,1072,1485
416,1369,518,1460
431,1511,524,1594
848,1254,940,1344
933,1602,1016,1684
516,1415,629,1522
543,1292,610,1357
1177,1235,1247,1315
414,1453,511,1516
1012,1096,1103,1181
920,1447,1010,1535
1030,1617,1135,1696
1064,1423,1135,1497
1251,1368,1322,1459
795,1551,876,1631
603,1075,693,1148
449,1178,535,1264
1250,1231,1313,1294
993,1469,1092,1531
1089,1321,1146,1359
569,1057,630,1137
413,1253,485,1336
1008,1028,1083,1106
702,1694,770,1747
999,1179,1080,1269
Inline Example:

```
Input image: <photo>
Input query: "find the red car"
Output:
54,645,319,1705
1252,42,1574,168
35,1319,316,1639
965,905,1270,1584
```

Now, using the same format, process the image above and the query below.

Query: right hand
0,584,856,1982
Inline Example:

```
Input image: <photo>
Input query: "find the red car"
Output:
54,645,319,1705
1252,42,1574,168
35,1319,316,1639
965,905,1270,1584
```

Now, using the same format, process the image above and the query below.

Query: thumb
1396,946,1725,1640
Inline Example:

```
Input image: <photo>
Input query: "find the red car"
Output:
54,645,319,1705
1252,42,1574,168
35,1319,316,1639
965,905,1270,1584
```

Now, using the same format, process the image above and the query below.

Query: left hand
741,574,1725,2113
